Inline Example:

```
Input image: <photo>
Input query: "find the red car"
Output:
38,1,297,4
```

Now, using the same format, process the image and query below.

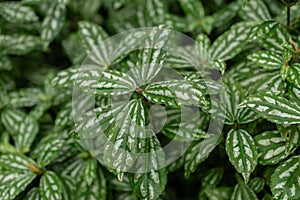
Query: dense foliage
0,0,300,199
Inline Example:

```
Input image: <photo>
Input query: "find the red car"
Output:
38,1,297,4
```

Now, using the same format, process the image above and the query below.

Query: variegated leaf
184,134,221,178
40,171,63,200
0,153,38,173
226,129,258,183
143,79,207,108
270,155,300,200
201,167,224,188
162,119,209,142
130,168,167,200
0,2,39,23
254,131,292,165
249,20,279,42
82,158,98,186
178,0,205,18
239,92,300,124
60,176,75,200
33,135,65,167
54,101,73,129
24,188,42,200
239,0,271,21
0,55,13,71
1,109,39,152
132,26,171,85
7,88,41,107
248,177,265,193
277,124,300,152
204,187,233,200
40,2,67,45
230,182,258,200
0,172,36,200
210,22,252,61
78,21,111,66
247,51,283,69
287,63,300,86
0,34,41,55
195,33,211,63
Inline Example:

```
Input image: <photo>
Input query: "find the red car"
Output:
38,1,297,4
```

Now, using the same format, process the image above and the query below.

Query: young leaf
0,172,36,200
1,109,39,152
239,0,271,21
231,181,258,200
271,155,300,200
0,2,39,23
40,171,63,200
40,2,67,46
247,51,283,70
210,22,251,61
184,134,221,178
240,92,300,124
254,131,292,165
226,129,258,183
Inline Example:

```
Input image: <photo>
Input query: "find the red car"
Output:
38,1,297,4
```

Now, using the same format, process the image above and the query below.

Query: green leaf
82,158,98,186
40,2,67,46
213,2,239,28
143,79,207,108
184,134,221,178
130,168,167,200
178,0,205,18
35,135,65,167
195,33,211,63
201,167,224,189
60,176,75,200
162,119,209,142
240,92,300,124
132,26,171,85
239,0,271,21
7,88,42,107
277,124,300,151
230,181,258,200
226,129,258,183
271,155,300,200
24,188,42,200
0,55,13,71
62,33,87,65
0,34,41,55
254,131,293,165
0,172,36,200
78,21,110,66
54,101,73,129
247,51,283,70
204,186,233,200
248,177,265,193
210,22,251,61
75,67,137,96
287,63,300,86
1,109,39,152
0,153,37,173
40,171,62,200
249,20,279,42
0,2,39,23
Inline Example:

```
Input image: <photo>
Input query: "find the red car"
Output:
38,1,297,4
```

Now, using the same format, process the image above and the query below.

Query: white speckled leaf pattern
271,155,300,200
226,129,258,183
40,171,63,200
240,92,300,124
